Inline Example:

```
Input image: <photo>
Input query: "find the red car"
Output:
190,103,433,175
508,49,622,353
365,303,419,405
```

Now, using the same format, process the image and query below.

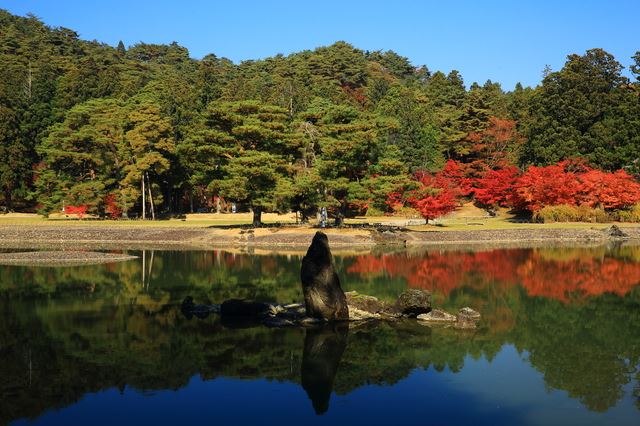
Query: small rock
348,306,381,321
455,307,481,329
604,225,627,238
417,309,456,322
283,303,304,310
300,317,325,325
346,291,391,315
394,289,432,317
264,304,281,317
458,307,481,321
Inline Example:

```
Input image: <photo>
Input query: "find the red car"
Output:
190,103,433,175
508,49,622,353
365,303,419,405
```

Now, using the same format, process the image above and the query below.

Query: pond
1,244,640,425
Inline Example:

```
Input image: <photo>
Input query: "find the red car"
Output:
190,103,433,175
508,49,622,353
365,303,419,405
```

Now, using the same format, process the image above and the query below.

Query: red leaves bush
65,205,88,219
474,166,520,207
104,194,122,219
405,160,466,221
403,159,640,220
473,160,640,212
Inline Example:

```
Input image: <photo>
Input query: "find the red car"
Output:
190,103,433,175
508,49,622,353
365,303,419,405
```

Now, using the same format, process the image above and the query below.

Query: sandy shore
0,224,638,250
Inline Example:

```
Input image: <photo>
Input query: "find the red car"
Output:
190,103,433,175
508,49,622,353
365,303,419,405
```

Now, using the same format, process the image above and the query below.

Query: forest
1,10,640,225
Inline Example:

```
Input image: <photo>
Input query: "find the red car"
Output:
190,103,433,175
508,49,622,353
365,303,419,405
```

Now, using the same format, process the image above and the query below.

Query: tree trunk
146,172,155,220
252,207,262,227
189,192,194,213
4,189,12,212
334,203,347,227
141,175,146,220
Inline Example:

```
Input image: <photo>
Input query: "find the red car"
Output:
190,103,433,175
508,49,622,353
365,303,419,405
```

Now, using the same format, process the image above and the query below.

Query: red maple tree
474,166,521,207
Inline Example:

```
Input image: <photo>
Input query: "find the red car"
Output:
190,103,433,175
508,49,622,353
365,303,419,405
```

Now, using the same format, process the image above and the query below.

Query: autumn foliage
104,194,123,219
404,160,469,221
474,166,520,207
64,205,88,219
404,158,640,220
346,248,640,303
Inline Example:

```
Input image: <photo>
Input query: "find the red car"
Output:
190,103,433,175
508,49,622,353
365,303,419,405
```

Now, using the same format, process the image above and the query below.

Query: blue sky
2,0,639,89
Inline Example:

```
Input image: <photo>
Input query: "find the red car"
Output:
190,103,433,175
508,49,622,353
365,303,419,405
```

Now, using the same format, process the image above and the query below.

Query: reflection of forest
1,246,639,423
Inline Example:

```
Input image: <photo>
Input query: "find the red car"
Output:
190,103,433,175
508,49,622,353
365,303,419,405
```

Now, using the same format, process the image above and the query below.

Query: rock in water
220,299,272,317
394,289,432,317
417,309,456,323
455,307,481,329
301,231,349,321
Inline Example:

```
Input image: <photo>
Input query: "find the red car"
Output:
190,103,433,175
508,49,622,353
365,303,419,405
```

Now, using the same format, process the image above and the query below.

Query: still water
1,245,640,425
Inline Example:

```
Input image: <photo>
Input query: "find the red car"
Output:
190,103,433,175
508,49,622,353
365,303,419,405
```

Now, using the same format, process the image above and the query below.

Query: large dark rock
301,232,349,321
394,289,432,317
220,299,272,317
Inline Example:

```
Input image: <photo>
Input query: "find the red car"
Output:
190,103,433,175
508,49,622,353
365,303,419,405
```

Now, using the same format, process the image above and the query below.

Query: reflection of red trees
518,255,640,302
346,249,640,302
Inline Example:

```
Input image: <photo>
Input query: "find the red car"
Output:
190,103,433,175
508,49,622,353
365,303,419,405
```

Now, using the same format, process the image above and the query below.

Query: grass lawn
0,210,633,231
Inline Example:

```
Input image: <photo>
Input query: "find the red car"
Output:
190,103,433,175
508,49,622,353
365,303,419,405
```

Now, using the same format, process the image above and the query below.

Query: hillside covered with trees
1,10,640,224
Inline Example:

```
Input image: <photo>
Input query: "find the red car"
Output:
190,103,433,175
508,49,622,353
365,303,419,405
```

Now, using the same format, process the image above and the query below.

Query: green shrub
574,204,609,222
616,204,640,223
365,206,386,217
534,204,611,223
534,205,578,223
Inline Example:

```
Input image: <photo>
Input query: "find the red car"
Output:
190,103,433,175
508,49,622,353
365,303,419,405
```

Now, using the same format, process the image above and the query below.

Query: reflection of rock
180,296,219,319
301,323,349,415
394,289,432,317
301,232,349,321
455,307,481,329
417,309,456,323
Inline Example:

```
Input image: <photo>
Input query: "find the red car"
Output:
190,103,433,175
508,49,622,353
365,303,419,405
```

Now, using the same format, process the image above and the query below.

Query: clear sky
2,0,638,90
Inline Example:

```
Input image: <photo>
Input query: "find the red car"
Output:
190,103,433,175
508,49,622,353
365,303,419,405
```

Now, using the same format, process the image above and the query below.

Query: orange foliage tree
406,160,468,221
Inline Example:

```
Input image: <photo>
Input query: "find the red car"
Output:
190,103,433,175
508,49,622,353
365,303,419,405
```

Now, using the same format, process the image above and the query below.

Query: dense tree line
1,10,639,223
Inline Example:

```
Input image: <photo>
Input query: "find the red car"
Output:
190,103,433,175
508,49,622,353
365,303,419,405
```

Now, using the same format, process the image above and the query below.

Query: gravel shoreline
0,224,638,249
0,250,137,265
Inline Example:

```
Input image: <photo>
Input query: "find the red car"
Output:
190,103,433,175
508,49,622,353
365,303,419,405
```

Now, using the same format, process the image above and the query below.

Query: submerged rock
300,231,349,321
417,309,456,323
394,289,432,317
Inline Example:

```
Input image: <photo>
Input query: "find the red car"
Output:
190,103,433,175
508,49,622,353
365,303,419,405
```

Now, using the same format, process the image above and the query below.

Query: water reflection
301,324,348,414
0,245,639,424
